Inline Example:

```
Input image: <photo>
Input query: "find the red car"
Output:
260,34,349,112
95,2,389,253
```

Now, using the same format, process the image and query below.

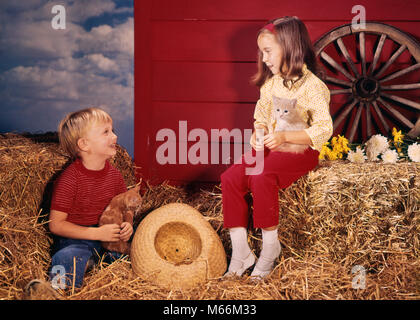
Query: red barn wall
134,0,420,184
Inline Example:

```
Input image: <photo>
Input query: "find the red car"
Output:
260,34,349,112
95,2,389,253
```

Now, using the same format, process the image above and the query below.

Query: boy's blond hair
58,107,112,158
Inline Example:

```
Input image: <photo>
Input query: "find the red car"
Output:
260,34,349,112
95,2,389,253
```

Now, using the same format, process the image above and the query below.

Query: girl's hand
263,132,286,150
250,131,259,150
251,127,268,151
96,224,120,242
120,222,133,242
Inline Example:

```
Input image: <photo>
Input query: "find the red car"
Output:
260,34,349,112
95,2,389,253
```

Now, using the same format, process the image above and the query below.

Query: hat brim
131,203,227,289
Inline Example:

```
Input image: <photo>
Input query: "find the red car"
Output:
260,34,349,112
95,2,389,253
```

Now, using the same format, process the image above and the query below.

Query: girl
221,16,333,279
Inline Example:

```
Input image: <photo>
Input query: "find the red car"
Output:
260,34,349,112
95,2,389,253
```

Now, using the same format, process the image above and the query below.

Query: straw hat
131,203,227,289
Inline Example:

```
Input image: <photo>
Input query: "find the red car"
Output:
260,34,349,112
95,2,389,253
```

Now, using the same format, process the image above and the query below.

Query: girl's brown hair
251,16,319,88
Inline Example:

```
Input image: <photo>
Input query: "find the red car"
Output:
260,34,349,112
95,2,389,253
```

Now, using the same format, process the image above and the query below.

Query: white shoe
224,252,256,277
250,241,281,280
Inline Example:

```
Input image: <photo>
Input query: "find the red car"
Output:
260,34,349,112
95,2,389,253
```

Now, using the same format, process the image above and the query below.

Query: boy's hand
120,222,133,242
97,224,120,242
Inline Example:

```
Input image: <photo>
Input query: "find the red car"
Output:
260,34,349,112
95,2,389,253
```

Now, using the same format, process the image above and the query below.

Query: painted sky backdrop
0,0,134,156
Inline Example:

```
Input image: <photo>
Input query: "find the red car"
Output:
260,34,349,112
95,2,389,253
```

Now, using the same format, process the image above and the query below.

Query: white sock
260,228,281,260
229,227,251,259
251,228,281,278
261,228,278,246
224,227,255,277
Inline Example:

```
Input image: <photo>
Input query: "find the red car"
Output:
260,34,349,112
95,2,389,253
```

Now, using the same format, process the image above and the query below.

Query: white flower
407,143,420,162
382,149,398,163
347,146,367,163
365,134,389,161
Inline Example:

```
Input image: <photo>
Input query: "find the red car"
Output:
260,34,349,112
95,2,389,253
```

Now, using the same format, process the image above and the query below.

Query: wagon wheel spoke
368,34,387,75
377,97,415,128
380,92,420,111
331,88,352,95
365,102,373,137
381,83,420,90
359,32,367,76
374,44,407,78
320,51,356,81
324,76,352,87
371,101,390,134
333,98,358,130
336,38,360,77
349,103,363,142
379,63,420,83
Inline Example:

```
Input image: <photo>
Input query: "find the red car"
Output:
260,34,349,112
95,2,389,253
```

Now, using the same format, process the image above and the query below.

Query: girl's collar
274,64,309,89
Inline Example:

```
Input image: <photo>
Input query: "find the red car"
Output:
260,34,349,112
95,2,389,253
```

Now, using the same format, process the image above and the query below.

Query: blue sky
0,0,134,156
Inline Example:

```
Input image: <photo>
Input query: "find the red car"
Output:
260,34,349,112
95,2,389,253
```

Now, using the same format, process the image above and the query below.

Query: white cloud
86,54,120,73
0,0,134,155
0,0,133,120
0,0,118,23
1,64,133,124
0,20,83,60
78,18,134,56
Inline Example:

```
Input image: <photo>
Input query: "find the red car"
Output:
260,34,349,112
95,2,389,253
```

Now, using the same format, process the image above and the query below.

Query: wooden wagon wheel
314,22,420,142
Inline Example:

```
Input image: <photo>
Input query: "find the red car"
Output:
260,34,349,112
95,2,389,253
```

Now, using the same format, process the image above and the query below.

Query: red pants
221,148,319,229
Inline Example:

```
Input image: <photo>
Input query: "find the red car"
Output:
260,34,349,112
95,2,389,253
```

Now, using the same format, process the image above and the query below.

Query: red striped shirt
51,158,127,226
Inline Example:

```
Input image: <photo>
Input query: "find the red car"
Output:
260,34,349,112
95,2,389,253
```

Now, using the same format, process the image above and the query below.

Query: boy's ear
77,137,89,153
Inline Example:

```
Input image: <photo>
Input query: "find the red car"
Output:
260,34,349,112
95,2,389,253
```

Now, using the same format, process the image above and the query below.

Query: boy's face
81,120,117,160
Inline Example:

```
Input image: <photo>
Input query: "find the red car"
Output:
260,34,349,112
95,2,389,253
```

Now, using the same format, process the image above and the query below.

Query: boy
49,107,133,288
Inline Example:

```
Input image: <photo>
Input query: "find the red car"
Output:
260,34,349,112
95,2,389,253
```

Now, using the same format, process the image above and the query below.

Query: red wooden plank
147,161,226,184
152,21,420,62
148,140,252,184
152,62,258,102
151,21,340,61
151,0,420,21
150,102,255,138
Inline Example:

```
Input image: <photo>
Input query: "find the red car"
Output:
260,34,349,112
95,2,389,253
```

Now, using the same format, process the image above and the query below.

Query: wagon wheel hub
353,77,380,102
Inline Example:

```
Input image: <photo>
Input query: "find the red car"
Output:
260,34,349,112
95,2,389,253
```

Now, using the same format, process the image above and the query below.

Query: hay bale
306,161,419,270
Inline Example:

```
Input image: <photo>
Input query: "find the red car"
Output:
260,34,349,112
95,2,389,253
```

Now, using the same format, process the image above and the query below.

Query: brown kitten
98,185,142,255
272,95,309,154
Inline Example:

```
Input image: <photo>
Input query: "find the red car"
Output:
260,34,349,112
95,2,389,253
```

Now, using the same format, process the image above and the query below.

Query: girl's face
257,32,283,75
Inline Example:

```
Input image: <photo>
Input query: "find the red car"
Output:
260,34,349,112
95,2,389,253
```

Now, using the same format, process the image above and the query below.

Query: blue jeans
49,236,124,288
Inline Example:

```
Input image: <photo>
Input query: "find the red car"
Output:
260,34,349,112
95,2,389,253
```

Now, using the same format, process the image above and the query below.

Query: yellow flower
392,127,404,144
337,135,350,153
332,143,342,153
319,144,330,160
322,135,352,160
327,148,339,160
